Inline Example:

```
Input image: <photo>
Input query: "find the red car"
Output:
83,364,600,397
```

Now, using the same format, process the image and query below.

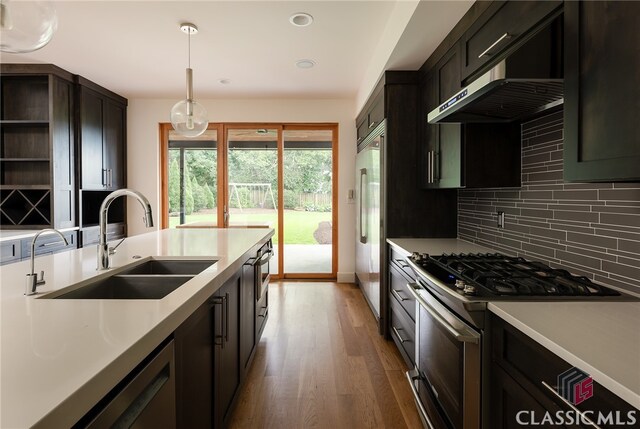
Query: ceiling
0,1,473,101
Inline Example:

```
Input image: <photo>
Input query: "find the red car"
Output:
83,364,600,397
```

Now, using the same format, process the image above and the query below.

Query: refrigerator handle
359,168,367,244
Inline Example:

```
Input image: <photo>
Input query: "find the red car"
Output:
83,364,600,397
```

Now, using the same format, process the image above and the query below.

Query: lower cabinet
174,257,267,429
489,314,638,428
0,231,78,265
387,246,417,369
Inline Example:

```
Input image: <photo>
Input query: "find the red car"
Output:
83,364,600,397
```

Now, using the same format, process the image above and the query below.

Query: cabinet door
80,89,106,189
215,272,241,427
461,1,562,80
564,1,640,182
103,100,126,189
0,240,22,265
240,261,256,375
174,301,214,428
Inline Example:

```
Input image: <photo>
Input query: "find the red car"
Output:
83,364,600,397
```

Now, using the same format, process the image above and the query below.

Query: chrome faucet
97,189,154,270
25,229,68,296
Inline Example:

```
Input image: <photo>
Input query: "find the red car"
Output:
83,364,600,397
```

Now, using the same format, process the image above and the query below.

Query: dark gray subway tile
592,205,640,215
529,226,566,240
522,243,556,258
521,208,554,219
520,190,553,199
548,204,592,212
594,275,640,296
556,250,602,270
527,171,563,183
598,189,640,201
612,183,640,189
553,210,600,223
600,213,640,228
619,240,640,254
552,190,598,200
602,261,640,282
523,152,551,165
564,245,616,262
563,183,613,190
566,232,617,249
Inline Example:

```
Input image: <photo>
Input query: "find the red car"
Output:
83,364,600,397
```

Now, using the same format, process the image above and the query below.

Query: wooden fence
298,193,332,207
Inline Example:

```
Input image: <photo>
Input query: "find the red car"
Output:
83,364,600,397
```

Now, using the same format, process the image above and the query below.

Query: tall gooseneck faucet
98,189,154,270
25,229,68,296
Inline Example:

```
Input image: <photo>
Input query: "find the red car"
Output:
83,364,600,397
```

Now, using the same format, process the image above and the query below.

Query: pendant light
0,0,57,53
170,23,208,138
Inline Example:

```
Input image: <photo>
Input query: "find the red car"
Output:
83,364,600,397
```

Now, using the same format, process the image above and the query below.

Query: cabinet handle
392,326,409,344
39,240,65,248
212,296,225,348
359,168,367,244
541,381,602,429
391,288,407,302
108,168,113,187
369,120,376,129
395,258,410,269
102,169,107,186
428,151,435,184
478,32,512,58
258,305,268,318
224,292,230,343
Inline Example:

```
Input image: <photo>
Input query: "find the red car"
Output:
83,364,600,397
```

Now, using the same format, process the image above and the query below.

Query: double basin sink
43,259,217,300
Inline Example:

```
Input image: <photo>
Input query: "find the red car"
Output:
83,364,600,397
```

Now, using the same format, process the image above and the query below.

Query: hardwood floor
228,281,422,429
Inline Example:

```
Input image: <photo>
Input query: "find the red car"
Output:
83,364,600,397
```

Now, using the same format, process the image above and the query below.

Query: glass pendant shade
170,98,208,138
0,0,57,53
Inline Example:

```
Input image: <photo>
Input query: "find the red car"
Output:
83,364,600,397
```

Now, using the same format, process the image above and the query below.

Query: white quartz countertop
0,227,79,242
489,301,640,409
387,237,498,255
387,237,640,409
0,228,273,428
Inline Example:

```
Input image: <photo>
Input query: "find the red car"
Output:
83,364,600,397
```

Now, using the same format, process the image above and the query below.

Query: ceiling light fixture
0,0,57,53
289,12,313,27
170,23,208,138
218,79,231,85
296,59,316,69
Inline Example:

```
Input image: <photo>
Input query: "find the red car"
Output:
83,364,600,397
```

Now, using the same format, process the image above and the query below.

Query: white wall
126,98,357,282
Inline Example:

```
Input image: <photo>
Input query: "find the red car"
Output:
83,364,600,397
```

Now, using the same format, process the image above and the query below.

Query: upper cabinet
356,85,385,146
460,1,563,81
563,1,640,182
77,77,127,190
0,64,76,229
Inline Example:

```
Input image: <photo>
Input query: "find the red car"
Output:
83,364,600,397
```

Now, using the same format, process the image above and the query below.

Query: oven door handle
406,370,436,429
254,250,272,266
407,283,479,344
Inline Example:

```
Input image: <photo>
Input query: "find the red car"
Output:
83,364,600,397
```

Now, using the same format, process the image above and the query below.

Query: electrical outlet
347,189,356,204
497,211,505,229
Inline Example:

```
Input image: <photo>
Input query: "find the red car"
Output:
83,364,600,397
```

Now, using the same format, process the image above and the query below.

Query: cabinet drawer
81,223,125,247
256,290,268,341
389,246,414,280
389,264,416,322
21,231,76,258
0,239,22,265
389,295,415,368
461,1,562,80
491,314,638,426
367,95,384,131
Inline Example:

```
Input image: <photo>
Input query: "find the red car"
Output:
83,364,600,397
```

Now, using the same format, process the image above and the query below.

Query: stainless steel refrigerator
355,124,383,318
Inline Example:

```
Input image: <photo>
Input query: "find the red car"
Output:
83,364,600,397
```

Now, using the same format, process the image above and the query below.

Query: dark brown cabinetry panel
0,240,21,265
240,262,256,376
0,65,75,229
174,301,214,428
564,1,640,182
489,314,638,428
461,1,562,81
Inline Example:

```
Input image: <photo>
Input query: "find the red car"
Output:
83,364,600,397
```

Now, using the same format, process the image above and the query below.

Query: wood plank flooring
228,281,422,429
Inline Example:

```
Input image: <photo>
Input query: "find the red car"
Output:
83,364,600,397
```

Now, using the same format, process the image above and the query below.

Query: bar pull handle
391,288,407,302
359,168,367,244
392,326,409,344
478,32,512,58
541,381,602,429
395,258,410,269
406,370,436,429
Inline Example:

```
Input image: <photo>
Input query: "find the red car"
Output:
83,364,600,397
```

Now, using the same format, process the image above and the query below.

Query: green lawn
169,210,331,245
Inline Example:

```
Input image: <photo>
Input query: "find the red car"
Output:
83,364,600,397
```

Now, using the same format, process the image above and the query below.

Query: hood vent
428,19,563,124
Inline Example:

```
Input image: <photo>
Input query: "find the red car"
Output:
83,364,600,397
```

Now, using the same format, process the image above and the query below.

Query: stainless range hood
428,19,563,124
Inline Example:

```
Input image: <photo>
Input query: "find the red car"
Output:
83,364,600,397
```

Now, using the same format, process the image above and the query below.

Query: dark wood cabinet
387,246,417,368
240,261,256,376
0,65,76,229
461,1,563,81
356,87,385,145
21,230,77,259
0,239,21,265
489,314,639,428
564,1,640,182
77,79,126,190
214,271,241,428
174,300,214,428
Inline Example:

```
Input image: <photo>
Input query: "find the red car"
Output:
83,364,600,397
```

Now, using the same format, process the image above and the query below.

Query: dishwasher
77,339,176,429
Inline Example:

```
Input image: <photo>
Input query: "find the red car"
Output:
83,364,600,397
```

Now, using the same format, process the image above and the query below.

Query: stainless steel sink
46,258,217,300
118,259,216,275
53,275,193,300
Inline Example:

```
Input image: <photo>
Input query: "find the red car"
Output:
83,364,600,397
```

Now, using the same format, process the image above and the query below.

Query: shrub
283,189,298,209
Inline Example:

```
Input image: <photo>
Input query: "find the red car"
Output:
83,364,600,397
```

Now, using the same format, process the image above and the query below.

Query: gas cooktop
408,252,623,299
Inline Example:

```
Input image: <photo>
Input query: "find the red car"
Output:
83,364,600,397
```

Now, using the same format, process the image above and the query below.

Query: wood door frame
160,122,339,279
159,122,224,229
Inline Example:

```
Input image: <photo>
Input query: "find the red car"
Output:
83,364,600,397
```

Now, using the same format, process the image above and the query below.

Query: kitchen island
0,227,273,428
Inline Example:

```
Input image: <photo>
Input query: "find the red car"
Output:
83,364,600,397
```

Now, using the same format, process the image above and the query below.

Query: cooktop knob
455,280,466,290
463,284,477,296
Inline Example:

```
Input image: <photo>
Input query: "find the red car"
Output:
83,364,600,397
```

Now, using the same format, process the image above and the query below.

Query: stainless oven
255,240,272,301
405,282,481,429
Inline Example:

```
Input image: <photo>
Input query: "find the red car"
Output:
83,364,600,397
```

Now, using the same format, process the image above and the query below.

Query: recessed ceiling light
296,59,316,69
218,79,231,85
289,13,314,27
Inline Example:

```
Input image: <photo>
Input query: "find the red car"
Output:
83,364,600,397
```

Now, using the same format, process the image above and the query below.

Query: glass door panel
167,129,218,228
226,127,279,275
283,129,333,274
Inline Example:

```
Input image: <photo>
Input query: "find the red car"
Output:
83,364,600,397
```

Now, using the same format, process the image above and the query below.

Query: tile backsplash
458,110,640,294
